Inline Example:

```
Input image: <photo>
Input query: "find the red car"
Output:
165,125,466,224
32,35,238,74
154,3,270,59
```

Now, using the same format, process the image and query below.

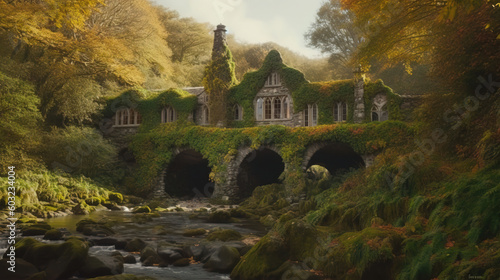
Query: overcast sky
152,0,326,58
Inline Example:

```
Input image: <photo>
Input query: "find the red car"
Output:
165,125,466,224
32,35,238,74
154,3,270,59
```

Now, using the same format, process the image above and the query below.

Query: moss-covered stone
133,205,151,214
206,229,242,242
231,234,288,280
86,197,103,206
208,211,232,223
108,192,123,204
182,228,207,237
13,237,89,280
43,229,63,240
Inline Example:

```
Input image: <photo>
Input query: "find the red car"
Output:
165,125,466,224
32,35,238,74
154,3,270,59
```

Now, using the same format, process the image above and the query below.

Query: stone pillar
353,65,366,123
212,24,227,59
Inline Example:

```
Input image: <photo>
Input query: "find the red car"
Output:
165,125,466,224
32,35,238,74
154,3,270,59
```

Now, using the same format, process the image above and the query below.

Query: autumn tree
305,0,363,78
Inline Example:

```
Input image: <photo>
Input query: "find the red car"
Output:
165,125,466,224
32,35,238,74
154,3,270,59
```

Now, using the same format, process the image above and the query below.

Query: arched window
371,94,388,122
201,105,209,125
265,72,281,87
274,98,281,119
256,98,263,120
333,102,347,122
234,104,243,120
304,104,318,127
265,98,272,119
161,106,177,123
114,108,141,127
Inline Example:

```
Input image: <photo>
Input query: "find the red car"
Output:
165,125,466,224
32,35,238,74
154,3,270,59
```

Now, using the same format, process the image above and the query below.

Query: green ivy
292,80,355,124
227,50,308,127
129,121,414,195
364,79,402,121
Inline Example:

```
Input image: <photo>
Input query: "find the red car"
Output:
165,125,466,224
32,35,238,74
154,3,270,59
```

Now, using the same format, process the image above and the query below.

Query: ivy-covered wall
128,121,414,198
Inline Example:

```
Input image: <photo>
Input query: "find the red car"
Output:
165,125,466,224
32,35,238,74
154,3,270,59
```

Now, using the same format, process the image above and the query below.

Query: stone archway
163,148,214,198
235,146,285,198
302,142,365,175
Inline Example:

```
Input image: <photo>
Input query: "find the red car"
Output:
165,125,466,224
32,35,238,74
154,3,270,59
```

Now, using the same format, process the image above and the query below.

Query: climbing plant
227,50,308,127
364,79,402,121
203,45,237,126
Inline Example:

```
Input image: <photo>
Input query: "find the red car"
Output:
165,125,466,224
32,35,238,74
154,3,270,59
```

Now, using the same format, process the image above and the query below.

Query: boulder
0,258,39,280
11,237,89,280
114,240,127,250
78,254,124,278
173,258,190,267
123,255,137,264
108,193,123,204
182,228,207,237
22,227,49,236
184,244,207,261
133,206,151,214
208,211,232,223
141,256,157,267
72,202,92,215
43,229,63,240
124,238,146,252
157,247,183,264
140,246,160,263
203,245,240,273
76,219,114,237
206,228,242,241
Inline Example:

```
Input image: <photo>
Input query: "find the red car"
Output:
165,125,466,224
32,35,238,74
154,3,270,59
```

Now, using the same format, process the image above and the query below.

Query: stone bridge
150,141,375,202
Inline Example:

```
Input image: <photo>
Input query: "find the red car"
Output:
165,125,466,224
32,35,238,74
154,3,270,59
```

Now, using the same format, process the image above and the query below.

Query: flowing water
1,207,267,280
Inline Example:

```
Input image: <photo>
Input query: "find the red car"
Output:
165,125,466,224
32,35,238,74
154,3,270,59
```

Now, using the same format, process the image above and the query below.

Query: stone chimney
353,65,366,123
212,24,227,60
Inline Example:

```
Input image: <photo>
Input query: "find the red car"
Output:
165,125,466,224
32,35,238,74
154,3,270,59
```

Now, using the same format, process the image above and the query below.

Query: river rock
43,229,63,240
76,219,114,237
86,274,157,280
114,240,127,250
140,246,160,263
157,247,183,263
133,205,151,213
22,226,49,236
184,244,207,261
78,254,124,278
123,255,137,264
11,237,89,280
206,228,242,241
141,256,157,267
0,258,39,280
124,238,146,252
208,211,232,223
90,237,118,246
203,245,240,273
173,258,190,267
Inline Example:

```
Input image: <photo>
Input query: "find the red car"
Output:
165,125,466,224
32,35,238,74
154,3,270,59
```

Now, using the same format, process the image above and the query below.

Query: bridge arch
302,142,365,176
235,146,285,198
163,148,214,198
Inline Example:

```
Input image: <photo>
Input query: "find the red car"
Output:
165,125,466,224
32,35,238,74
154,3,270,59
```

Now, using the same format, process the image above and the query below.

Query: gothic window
234,104,243,120
265,98,272,119
304,104,318,127
114,108,141,127
201,105,209,125
265,72,281,87
333,102,348,122
371,95,388,122
274,98,281,119
256,98,263,120
161,106,177,123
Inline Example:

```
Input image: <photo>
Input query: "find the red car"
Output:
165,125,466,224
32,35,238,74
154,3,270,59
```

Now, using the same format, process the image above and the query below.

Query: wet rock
152,225,168,235
185,244,207,261
206,228,242,241
173,258,190,267
114,240,127,250
76,219,114,237
141,256,157,267
86,274,156,280
79,254,124,278
208,211,232,223
182,228,207,237
72,201,92,215
43,229,63,240
133,205,151,214
90,237,118,246
10,237,89,280
22,226,49,236
108,192,123,204
140,246,160,263
0,258,39,280
203,245,240,273
124,238,146,252
123,255,137,264
157,247,183,264
85,197,103,206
